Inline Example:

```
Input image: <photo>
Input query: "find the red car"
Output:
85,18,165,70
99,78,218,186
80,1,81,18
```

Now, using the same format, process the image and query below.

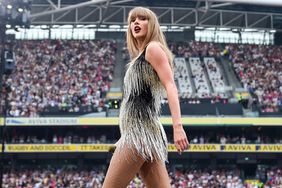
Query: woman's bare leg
102,146,145,188
139,160,171,188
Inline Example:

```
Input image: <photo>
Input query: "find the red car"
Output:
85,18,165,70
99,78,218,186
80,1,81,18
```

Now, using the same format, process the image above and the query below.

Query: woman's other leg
102,146,145,188
139,160,171,188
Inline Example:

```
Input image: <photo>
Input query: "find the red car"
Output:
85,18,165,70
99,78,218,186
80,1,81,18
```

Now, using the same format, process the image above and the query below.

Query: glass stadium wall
195,30,274,45
5,27,275,44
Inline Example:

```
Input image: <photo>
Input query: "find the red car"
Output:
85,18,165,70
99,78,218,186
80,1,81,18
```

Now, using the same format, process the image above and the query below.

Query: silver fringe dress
117,49,168,162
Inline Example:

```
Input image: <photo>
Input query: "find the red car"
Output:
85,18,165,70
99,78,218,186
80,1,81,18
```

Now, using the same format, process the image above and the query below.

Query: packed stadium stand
4,40,117,117
226,44,282,114
0,0,282,188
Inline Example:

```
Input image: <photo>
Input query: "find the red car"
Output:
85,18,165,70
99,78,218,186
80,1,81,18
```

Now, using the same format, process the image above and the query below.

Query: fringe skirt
116,99,168,163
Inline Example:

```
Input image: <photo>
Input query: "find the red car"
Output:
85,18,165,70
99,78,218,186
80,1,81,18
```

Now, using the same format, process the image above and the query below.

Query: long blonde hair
126,7,173,67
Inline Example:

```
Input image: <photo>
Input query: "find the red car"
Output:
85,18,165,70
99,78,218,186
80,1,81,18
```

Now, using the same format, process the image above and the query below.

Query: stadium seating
227,44,282,113
173,57,193,98
3,40,117,117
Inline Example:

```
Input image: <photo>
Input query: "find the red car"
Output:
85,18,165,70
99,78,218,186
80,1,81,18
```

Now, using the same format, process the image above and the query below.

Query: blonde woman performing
103,7,189,188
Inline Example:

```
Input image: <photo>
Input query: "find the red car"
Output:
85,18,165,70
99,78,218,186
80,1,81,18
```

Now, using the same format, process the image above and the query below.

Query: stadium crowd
4,39,117,117
7,131,282,145
226,44,282,113
1,40,227,116
188,134,282,145
8,133,111,144
2,168,243,188
169,41,221,58
1,40,281,116
2,169,104,188
264,167,282,187
3,167,282,188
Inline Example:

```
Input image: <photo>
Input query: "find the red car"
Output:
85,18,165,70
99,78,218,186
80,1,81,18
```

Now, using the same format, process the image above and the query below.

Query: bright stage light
6,4,12,9
18,8,23,12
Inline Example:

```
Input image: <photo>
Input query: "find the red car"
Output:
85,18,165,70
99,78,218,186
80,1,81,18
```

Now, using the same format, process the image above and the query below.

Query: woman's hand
173,123,189,154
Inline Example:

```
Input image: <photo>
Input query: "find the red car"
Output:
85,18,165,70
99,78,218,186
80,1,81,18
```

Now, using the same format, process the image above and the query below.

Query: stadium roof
30,0,282,30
